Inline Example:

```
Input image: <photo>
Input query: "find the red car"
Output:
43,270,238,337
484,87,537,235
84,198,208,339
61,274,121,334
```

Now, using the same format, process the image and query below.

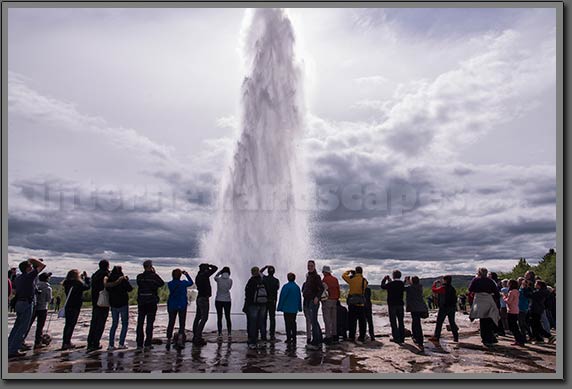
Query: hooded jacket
214,272,233,302
36,280,53,311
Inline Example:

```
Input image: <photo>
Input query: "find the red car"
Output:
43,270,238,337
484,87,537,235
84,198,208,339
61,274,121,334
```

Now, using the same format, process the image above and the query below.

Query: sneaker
548,336,556,344
357,337,365,342
248,344,257,350
107,346,115,351
306,344,321,351
117,344,128,350
217,333,223,340
61,343,75,351
483,342,495,347
20,343,32,351
33,343,46,349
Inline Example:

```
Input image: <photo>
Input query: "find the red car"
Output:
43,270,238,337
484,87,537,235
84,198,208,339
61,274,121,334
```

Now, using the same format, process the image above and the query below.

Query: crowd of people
7,257,557,358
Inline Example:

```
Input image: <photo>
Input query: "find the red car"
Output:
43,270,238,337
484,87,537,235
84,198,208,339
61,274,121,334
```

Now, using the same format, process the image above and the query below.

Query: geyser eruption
201,9,312,304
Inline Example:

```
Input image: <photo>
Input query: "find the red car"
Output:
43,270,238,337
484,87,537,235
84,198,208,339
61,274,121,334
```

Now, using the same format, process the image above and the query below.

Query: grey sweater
214,273,233,302
36,281,53,311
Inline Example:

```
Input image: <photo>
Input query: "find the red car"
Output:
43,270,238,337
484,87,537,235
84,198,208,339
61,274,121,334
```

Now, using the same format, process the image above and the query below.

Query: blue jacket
277,281,302,314
167,274,194,310
518,287,532,312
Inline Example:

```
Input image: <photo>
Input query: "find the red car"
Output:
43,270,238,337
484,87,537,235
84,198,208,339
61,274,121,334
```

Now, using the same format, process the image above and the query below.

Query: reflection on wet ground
7,306,557,375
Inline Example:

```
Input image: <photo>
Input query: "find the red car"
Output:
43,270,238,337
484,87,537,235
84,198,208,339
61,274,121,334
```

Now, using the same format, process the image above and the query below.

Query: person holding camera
107,266,132,350
136,260,164,350
8,258,46,358
192,263,218,346
260,265,280,341
405,276,429,348
381,270,405,344
342,267,368,342
429,275,459,343
166,268,194,350
26,272,53,350
61,269,91,350
303,260,324,350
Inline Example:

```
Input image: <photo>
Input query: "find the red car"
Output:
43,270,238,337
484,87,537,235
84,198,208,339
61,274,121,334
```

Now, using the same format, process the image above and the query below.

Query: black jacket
91,268,110,305
530,287,549,314
107,273,133,308
381,279,405,306
263,275,280,302
63,278,91,309
195,265,218,298
244,275,267,306
136,270,164,305
302,271,323,302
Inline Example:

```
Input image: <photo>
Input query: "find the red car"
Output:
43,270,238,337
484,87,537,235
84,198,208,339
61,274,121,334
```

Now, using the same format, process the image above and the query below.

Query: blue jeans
8,300,34,354
109,305,129,347
246,304,267,345
541,310,551,333
304,300,322,345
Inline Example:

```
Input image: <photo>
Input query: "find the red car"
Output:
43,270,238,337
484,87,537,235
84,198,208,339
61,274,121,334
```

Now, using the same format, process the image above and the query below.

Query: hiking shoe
193,339,207,347
20,343,32,351
8,351,26,359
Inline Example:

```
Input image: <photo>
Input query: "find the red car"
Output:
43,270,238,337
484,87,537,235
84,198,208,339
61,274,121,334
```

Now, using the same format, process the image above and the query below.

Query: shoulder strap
63,286,74,309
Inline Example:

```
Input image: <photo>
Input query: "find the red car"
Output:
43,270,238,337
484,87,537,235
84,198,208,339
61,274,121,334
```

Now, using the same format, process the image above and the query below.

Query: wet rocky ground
7,304,556,374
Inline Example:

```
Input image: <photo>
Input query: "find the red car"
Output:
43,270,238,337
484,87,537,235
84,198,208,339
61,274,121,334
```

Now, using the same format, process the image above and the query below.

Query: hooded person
214,267,233,339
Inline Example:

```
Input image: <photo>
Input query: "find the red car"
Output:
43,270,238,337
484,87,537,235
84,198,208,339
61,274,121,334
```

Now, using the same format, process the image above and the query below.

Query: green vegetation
499,249,556,287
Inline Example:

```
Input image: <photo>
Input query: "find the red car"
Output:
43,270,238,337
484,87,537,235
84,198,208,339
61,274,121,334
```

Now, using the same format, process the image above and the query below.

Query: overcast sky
7,7,557,282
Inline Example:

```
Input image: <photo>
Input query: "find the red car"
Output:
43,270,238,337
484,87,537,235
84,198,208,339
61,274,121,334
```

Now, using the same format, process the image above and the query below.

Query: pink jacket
502,289,520,314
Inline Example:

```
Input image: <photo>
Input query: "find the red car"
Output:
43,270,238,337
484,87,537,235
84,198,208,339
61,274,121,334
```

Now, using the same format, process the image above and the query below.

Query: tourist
546,286,556,329
342,267,367,342
502,279,526,346
381,270,405,344
458,294,467,313
61,269,91,350
364,287,375,341
336,300,349,341
499,279,510,334
529,280,555,344
277,272,302,344
260,265,280,341
136,260,164,350
244,266,268,349
468,267,500,347
429,275,459,343
87,260,114,352
426,295,434,310
321,265,340,344
405,276,428,348
27,272,53,349
214,266,233,340
166,268,194,350
488,272,505,336
8,258,46,358
518,277,533,339
107,266,133,350
303,260,324,350
192,263,218,346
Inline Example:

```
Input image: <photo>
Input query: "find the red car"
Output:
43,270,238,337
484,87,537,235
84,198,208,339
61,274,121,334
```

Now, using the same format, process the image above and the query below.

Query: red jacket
322,273,340,300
